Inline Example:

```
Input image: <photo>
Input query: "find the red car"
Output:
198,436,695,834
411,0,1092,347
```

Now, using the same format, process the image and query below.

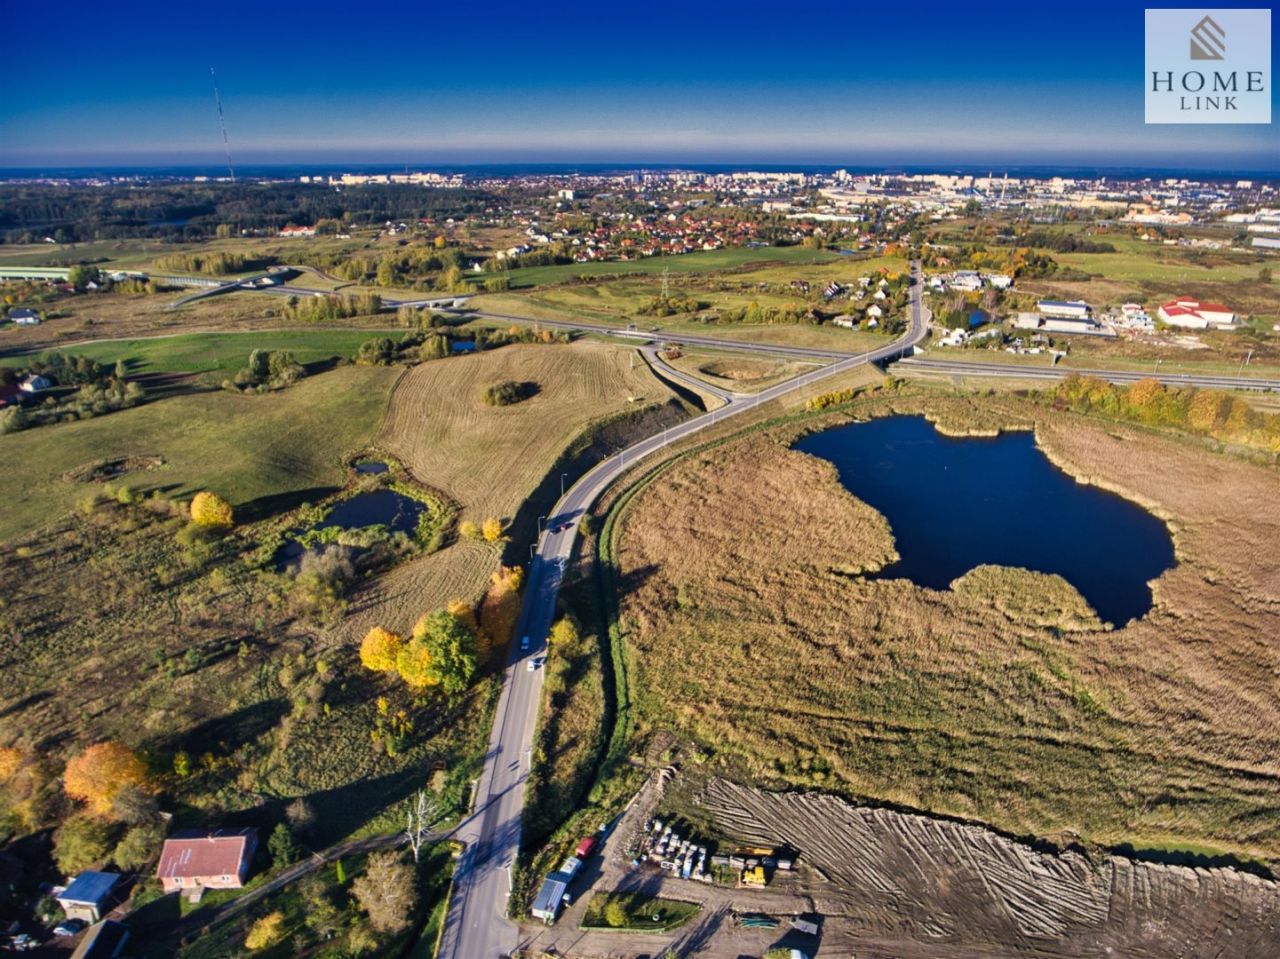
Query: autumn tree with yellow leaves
479,566,524,655
360,627,404,672
190,491,234,529
245,911,286,950
481,517,504,542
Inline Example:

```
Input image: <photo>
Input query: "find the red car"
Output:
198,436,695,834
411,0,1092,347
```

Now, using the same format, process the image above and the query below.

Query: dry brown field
613,392,1280,868
378,341,672,523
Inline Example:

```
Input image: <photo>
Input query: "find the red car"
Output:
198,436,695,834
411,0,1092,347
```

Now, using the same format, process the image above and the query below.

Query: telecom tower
210,68,236,183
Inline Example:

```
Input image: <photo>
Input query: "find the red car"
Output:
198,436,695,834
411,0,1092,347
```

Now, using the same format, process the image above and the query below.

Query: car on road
7,934,36,951
527,656,544,672
52,920,86,937
520,635,529,651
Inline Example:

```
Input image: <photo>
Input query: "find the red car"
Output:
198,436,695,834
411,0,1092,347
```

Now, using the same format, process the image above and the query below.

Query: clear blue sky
1,0,1275,170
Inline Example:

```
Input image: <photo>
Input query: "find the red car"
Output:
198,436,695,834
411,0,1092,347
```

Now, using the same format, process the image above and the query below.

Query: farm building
155,827,257,895
1157,297,1237,330
57,871,122,923
1036,300,1091,319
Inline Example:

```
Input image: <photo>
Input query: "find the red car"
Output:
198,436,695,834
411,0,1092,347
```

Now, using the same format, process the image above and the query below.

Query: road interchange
435,263,930,959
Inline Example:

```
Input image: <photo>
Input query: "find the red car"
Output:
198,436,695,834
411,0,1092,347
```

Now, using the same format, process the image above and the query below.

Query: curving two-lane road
435,263,930,959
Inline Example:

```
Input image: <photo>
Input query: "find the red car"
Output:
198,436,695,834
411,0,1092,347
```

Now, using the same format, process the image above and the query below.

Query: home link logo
1189,15,1225,59
1146,9,1271,123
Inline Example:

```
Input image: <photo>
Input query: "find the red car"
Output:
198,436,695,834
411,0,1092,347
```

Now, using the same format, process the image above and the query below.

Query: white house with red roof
155,827,257,895
1157,297,1237,330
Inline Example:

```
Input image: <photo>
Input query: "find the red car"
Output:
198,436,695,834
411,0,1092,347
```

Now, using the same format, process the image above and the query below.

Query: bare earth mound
616,396,1280,865
701,779,1280,958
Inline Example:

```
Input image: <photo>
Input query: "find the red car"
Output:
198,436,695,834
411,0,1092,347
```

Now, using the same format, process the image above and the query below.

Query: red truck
575,836,597,860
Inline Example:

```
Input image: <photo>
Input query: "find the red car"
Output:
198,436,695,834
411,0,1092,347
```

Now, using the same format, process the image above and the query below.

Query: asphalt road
435,263,930,959
640,343,746,405
896,356,1280,392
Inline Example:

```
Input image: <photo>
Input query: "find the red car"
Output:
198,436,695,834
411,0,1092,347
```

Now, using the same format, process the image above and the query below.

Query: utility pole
1240,348,1254,374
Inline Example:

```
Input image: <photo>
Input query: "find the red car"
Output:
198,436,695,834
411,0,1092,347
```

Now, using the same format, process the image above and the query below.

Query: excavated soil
699,779,1280,958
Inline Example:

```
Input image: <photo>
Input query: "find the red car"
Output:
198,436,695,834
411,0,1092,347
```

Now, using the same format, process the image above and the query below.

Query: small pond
354,460,390,475
275,488,426,569
794,415,1176,625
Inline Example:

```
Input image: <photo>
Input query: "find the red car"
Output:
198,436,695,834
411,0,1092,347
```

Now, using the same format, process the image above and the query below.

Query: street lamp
560,473,568,497
537,515,547,534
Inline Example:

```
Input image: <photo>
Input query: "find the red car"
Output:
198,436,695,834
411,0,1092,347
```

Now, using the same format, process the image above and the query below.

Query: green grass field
1,328,400,382
475,245,848,288
0,363,399,542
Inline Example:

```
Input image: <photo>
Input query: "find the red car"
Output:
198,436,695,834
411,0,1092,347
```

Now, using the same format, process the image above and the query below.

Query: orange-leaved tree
64,742,149,816
190,491,234,529
360,627,404,672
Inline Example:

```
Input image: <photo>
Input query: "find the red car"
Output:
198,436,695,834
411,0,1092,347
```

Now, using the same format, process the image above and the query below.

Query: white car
527,656,544,672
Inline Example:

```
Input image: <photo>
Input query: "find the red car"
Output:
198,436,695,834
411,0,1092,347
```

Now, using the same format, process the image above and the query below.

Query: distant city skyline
2,0,1276,171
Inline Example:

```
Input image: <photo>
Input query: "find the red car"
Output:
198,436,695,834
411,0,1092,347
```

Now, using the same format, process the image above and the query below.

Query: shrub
481,380,536,406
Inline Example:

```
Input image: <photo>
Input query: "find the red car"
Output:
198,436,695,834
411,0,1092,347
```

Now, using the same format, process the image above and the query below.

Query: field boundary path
436,263,930,959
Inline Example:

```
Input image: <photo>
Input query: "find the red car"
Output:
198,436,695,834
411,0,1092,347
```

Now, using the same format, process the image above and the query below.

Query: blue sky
1,0,1275,170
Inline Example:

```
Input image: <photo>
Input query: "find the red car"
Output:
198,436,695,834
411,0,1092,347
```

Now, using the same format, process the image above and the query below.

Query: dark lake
274,488,425,569
794,415,1176,626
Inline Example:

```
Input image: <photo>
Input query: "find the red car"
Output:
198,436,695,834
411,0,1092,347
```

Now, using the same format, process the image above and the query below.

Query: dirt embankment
700,779,1280,958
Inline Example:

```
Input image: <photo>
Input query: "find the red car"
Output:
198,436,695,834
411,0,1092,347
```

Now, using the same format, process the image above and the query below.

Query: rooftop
59,871,122,906
156,828,256,881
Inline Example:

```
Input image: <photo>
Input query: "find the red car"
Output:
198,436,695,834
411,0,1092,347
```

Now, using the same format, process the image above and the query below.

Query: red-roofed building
1157,297,1237,330
155,828,257,894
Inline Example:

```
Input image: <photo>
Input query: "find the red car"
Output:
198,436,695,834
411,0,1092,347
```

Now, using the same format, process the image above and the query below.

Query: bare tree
352,850,417,934
405,789,439,864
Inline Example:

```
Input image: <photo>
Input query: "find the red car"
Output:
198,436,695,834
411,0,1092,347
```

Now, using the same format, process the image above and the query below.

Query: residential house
57,872,122,923
831,314,857,329
8,308,40,325
69,920,130,959
19,374,52,393
155,828,257,895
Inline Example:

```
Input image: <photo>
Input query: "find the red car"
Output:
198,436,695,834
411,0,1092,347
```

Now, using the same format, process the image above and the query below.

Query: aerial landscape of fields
3,6,1280,955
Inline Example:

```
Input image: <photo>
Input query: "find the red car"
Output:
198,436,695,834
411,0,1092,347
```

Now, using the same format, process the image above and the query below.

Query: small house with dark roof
57,871,122,923
155,827,257,895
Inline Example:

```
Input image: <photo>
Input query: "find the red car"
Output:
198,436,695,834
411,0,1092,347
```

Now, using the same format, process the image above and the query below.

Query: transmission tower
661,266,670,299
210,67,236,183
